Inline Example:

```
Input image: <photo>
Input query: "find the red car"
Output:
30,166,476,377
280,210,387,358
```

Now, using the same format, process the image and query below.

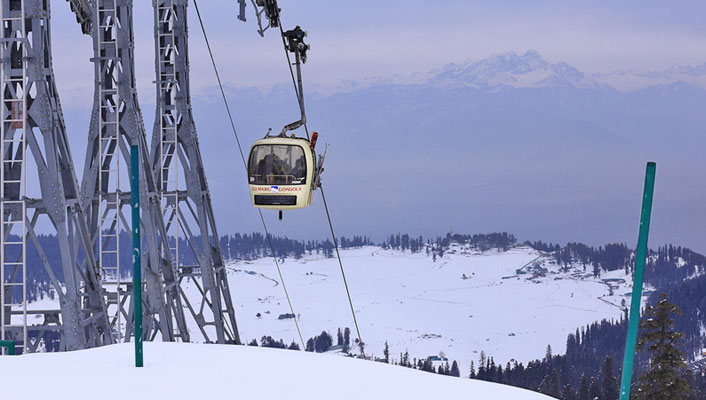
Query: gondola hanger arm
66,0,93,34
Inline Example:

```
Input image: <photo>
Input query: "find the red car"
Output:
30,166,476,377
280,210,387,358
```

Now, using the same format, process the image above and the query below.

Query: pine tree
402,350,410,367
589,377,602,400
577,374,589,400
634,293,691,400
450,360,460,377
489,357,497,382
383,341,390,363
469,361,476,379
602,356,619,400
477,352,487,381
563,383,577,400
538,374,553,396
545,344,553,362
314,330,333,353
441,361,450,375
550,369,561,398
343,327,351,346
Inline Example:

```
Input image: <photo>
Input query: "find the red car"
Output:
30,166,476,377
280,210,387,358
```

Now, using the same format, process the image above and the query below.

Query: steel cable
193,0,305,350
275,14,366,357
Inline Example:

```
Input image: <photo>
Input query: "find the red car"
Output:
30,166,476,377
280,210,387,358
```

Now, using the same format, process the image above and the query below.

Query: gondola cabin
247,136,317,210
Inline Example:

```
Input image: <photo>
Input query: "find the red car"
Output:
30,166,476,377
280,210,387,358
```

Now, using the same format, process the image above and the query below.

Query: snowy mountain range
594,62,706,92
185,49,706,251
299,50,706,96
430,50,605,91
60,50,706,252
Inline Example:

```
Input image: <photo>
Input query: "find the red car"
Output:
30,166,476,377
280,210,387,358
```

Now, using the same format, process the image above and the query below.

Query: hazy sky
44,1,706,248
51,0,706,98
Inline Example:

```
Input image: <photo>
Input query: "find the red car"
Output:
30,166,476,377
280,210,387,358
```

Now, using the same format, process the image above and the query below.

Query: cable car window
248,144,307,185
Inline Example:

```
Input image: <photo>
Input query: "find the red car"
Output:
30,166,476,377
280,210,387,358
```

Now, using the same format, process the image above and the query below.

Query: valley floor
27,245,644,373
199,245,642,369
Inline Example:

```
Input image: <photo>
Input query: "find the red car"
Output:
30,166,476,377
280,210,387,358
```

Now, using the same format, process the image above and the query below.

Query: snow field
0,342,554,399
181,245,640,372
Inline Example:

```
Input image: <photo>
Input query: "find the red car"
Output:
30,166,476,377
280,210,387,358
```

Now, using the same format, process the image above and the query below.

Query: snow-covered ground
181,245,644,370
0,342,553,399
25,244,645,373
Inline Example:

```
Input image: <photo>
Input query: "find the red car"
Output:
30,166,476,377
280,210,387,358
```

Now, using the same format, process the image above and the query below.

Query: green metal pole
619,162,656,400
0,340,15,355
131,145,143,368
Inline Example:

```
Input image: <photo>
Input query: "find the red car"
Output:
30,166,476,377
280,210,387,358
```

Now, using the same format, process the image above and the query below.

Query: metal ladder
157,1,180,283
0,0,27,355
97,0,122,342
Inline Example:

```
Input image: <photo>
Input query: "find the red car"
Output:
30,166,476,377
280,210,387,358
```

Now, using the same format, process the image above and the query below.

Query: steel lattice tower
77,0,190,342
152,0,240,344
0,0,112,353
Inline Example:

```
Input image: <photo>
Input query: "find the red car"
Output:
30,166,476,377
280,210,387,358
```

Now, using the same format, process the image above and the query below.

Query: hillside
179,245,643,369
26,244,645,371
25,243,644,371
0,342,553,399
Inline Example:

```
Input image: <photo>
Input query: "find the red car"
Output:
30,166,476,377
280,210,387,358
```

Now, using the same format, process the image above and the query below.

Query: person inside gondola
290,155,306,183
256,153,286,184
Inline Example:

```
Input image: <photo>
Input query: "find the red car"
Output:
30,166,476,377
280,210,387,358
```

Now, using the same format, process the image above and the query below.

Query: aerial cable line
319,187,366,356
192,0,305,350
273,11,366,357
277,23,309,141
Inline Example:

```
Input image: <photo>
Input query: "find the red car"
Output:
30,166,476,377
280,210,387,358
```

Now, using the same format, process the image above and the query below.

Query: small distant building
326,344,347,353
602,278,626,284
277,313,295,320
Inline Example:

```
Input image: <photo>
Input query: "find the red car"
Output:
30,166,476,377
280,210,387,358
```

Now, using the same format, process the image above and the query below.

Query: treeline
438,232,517,252
21,230,706,304
469,318,637,399
213,233,374,260
246,327,463,378
467,244,706,399
381,234,426,253
23,231,520,299
18,232,376,302
524,240,705,288
379,232,517,254
470,307,705,399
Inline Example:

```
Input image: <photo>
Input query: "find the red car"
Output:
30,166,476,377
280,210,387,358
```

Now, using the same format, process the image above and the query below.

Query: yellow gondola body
247,136,317,210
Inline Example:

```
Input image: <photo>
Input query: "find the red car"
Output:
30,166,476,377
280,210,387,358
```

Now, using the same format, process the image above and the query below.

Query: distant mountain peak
234,51,706,98
431,50,602,91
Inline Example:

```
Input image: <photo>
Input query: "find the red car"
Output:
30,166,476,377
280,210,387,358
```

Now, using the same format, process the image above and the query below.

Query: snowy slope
0,342,553,399
25,244,643,373
180,245,643,370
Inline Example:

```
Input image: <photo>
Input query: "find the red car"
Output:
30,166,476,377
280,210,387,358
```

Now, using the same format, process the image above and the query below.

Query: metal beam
1,0,112,353
151,0,240,344
79,0,189,343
